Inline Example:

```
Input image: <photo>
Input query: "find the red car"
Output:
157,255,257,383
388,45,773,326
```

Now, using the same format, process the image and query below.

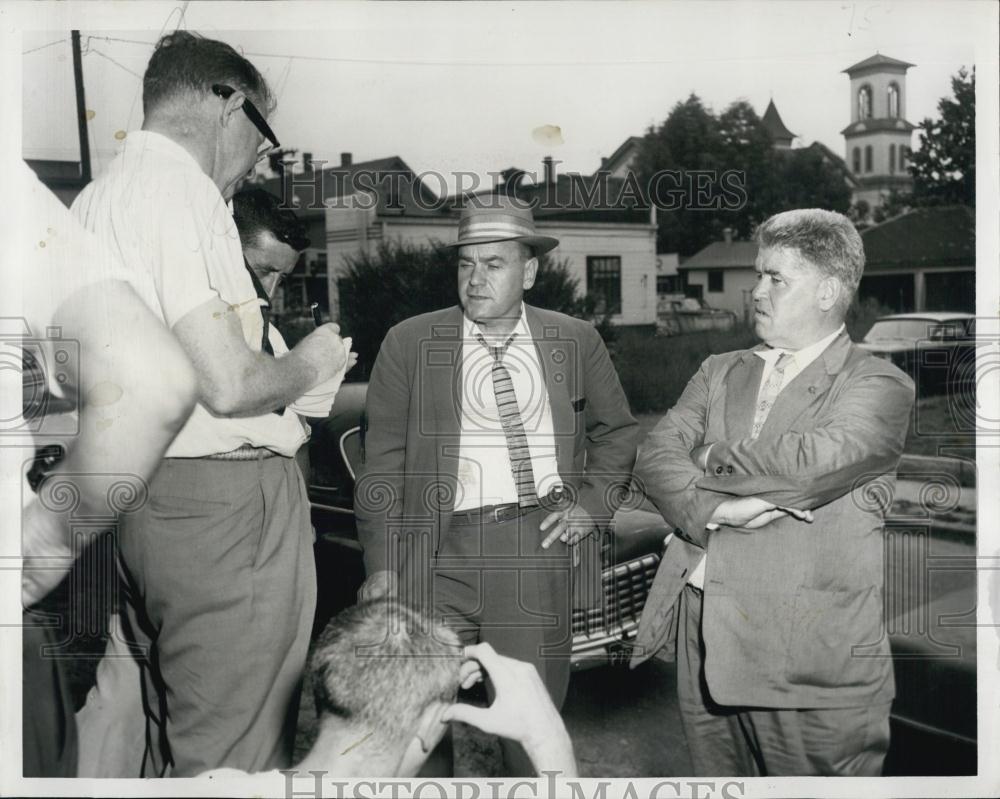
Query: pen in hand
311,302,323,327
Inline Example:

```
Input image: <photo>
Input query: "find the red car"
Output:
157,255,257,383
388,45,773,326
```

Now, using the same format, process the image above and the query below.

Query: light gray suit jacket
631,331,914,709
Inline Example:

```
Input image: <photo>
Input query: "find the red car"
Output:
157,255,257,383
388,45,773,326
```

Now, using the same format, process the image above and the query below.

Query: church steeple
762,99,796,150
841,53,916,209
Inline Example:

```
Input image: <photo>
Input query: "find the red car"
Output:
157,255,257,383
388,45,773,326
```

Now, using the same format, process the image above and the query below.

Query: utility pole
71,30,91,184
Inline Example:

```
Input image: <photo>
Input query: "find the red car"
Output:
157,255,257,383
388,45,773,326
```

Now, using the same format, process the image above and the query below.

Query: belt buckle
493,504,515,523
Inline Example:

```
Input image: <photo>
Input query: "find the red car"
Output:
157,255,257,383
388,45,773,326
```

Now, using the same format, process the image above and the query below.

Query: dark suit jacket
355,304,639,608
631,331,915,709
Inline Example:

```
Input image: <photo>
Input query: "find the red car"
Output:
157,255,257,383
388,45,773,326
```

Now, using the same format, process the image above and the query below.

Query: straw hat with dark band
448,195,559,255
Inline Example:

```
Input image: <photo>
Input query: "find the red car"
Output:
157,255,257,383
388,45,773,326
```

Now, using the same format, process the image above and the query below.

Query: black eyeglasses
211,83,280,160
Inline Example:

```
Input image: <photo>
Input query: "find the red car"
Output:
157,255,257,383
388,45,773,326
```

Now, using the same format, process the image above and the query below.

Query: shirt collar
463,303,529,343
121,130,205,173
755,324,845,367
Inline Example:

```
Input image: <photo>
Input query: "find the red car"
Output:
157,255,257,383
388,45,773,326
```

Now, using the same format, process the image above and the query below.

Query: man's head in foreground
142,31,278,199
752,208,864,350
232,188,311,297
452,196,559,335
306,599,462,776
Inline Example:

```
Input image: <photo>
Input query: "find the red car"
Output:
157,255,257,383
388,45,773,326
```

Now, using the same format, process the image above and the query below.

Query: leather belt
451,501,539,525
204,444,279,461
451,486,568,525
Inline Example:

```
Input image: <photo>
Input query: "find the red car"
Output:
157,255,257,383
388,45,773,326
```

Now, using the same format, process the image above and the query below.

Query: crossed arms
636,353,915,541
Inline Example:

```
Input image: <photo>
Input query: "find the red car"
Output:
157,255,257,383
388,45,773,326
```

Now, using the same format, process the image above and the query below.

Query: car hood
611,506,671,561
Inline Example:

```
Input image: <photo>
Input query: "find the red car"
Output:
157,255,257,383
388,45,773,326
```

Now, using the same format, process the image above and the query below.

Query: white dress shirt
453,305,563,511
687,324,846,589
71,131,307,457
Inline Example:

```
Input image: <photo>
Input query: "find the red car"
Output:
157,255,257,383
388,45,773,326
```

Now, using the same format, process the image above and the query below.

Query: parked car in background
858,312,977,396
656,296,737,336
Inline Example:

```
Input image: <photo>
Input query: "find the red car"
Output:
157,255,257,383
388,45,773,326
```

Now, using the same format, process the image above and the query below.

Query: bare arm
171,296,346,417
23,281,197,605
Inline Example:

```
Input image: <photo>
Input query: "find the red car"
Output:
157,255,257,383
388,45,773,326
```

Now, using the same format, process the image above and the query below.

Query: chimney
601,157,609,169
302,152,313,172
340,152,352,167
543,155,554,185
722,227,733,244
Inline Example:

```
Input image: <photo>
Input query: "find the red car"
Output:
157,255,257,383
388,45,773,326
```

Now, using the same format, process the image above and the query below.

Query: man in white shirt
632,209,915,776
71,31,349,776
355,196,639,775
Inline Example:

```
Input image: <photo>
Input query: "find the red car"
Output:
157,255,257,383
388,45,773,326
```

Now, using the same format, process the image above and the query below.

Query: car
306,381,668,669
858,312,977,396
656,296,738,336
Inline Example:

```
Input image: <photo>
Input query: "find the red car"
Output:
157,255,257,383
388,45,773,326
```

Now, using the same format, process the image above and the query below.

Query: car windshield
864,318,965,342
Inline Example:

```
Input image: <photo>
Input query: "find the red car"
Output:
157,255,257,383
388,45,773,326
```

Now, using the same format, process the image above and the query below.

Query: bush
614,325,758,413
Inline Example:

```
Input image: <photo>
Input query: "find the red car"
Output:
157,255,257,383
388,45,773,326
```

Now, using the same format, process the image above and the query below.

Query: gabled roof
453,170,652,225
862,205,974,268
677,240,759,270
762,100,796,142
599,136,643,174
260,155,444,217
843,54,915,75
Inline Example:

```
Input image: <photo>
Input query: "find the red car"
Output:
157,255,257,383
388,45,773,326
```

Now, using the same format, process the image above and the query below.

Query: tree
908,67,975,206
634,95,852,257
338,238,585,375
770,148,851,216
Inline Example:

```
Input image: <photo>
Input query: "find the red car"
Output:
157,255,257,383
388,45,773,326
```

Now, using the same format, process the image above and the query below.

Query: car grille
572,552,660,640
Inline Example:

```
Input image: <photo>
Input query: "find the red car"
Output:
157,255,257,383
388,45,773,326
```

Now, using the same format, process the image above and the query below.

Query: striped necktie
477,333,538,508
750,352,793,439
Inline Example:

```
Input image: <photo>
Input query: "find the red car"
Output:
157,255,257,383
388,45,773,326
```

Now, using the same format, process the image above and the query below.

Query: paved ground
562,660,691,777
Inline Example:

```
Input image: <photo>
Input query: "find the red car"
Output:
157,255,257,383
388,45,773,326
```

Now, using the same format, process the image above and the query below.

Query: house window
900,145,909,171
887,83,900,118
889,144,896,174
657,274,680,294
852,147,861,173
857,85,873,120
864,145,873,173
707,270,724,293
586,256,622,315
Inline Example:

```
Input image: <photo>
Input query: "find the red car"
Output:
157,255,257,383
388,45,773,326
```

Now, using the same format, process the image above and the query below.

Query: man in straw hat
355,194,639,775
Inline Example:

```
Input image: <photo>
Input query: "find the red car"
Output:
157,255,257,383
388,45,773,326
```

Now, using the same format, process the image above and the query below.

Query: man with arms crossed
356,196,638,774
632,209,914,776
72,32,347,776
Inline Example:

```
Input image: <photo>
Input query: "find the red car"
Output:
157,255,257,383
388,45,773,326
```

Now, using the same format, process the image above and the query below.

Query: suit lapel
725,351,765,439
758,331,850,437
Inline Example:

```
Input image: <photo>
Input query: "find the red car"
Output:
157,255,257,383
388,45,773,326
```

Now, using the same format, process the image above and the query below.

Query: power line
22,38,68,55
86,48,143,80
80,35,863,69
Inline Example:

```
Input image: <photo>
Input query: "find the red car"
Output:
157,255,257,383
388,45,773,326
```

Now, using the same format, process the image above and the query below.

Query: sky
15,0,999,193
